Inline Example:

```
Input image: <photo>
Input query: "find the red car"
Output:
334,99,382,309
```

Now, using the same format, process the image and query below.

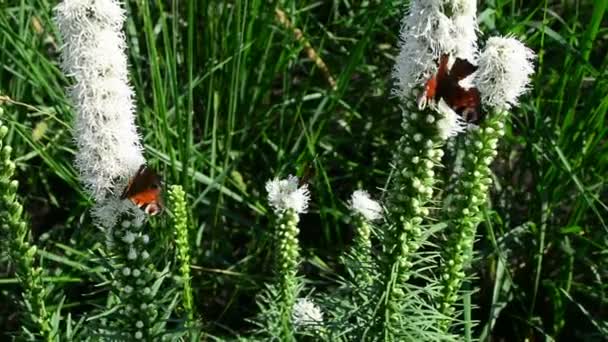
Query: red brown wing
448,57,477,81
445,87,483,123
419,54,450,107
120,164,163,215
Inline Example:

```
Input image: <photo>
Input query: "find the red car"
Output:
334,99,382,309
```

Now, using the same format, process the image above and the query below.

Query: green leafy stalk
168,185,196,328
0,115,53,340
438,112,506,330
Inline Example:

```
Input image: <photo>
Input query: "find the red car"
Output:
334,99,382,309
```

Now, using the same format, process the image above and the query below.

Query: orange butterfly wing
421,54,484,124
121,165,163,216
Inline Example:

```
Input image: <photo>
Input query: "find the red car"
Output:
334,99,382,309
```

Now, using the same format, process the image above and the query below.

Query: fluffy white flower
474,36,536,110
266,175,310,214
350,190,382,221
436,98,467,139
292,298,324,328
450,0,479,62
55,0,145,205
393,0,458,100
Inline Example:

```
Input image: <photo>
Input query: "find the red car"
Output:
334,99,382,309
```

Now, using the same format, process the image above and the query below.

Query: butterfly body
419,54,483,124
121,164,163,216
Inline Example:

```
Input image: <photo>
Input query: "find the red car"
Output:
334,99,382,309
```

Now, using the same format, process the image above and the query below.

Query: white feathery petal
265,175,310,214
450,0,479,62
393,0,459,100
292,298,324,328
55,0,145,205
436,98,467,140
350,190,382,221
474,36,536,110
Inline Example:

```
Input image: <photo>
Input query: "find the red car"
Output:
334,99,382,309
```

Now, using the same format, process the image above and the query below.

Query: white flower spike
266,175,310,214
292,298,324,328
350,190,383,222
55,0,145,205
450,0,479,63
475,36,536,110
393,0,458,100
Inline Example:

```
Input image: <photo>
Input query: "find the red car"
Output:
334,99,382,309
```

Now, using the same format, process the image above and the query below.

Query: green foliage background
0,0,607,340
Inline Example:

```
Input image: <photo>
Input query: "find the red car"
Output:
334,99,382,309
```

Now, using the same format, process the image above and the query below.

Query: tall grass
0,0,607,340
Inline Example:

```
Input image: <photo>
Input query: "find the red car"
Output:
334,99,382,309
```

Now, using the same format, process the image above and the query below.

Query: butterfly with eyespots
120,164,163,216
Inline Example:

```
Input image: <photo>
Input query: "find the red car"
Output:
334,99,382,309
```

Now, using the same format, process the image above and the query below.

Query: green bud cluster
383,104,446,337
0,118,53,340
438,112,506,330
169,185,196,330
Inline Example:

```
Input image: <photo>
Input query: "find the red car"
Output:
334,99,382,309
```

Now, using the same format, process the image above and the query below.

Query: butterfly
418,54,483,124
120,164,163,216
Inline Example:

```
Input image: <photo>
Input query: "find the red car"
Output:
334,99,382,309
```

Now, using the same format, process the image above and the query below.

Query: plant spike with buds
264,175,310,340
439,36,535,331
348,190,382,287
0,114,54,340
383,0,479,339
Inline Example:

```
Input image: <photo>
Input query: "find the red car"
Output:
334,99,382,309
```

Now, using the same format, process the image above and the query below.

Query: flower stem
438,111,506,330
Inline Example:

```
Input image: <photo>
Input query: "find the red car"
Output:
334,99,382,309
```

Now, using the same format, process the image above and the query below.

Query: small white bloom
350,190,382,222
475,36,536,110
435,98,467,139
265,175,310,214
292,298,324,328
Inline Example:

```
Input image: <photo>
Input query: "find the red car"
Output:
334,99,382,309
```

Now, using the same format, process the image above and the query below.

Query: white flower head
474,36,536,110
393,0,458,100
435,98,467,139
55,0,145,205
350,190,382,221
450,0,479,62
266,175,310,214
394,0,480,102
292,298,324,328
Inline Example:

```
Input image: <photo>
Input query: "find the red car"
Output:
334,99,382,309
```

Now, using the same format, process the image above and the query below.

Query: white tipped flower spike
292,298,324,328
436,98,467,139
266,175,310,214
475,36,536,110
393,0,460,100
450,0,479,62
55,0,145,204
350,190,383,222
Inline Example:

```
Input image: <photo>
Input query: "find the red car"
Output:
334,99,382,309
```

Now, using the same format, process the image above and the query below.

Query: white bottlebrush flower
266,175,310,214
436,98,467,139
350,190,382,221
474,36,536,110
450,0,479,62
292,298,324,328
393,0,459,100
55,0,145,206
